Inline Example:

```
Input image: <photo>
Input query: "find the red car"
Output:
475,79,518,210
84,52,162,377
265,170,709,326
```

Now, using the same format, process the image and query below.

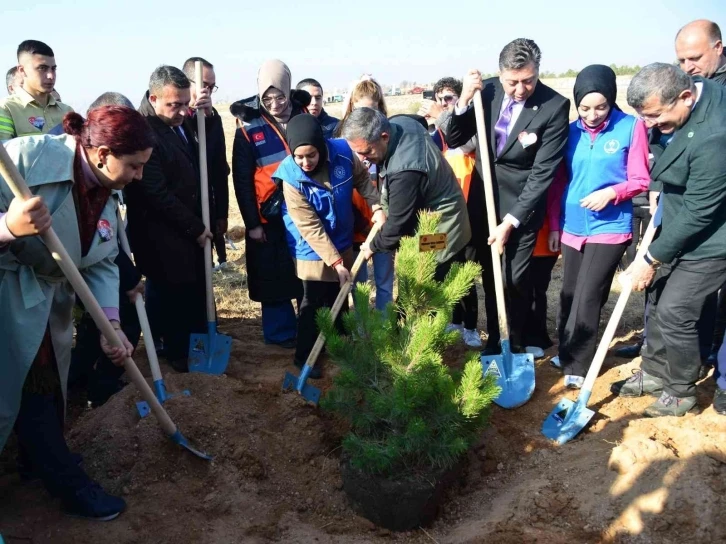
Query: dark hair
627,63,695,109
340,107,390,143
499,38,541,71
433,77,462,96
149,65,189,95
182,57,213,81
88,92,134,113
63,106,155,156
296,78,323,93
6,67,18,93
17,40,54,59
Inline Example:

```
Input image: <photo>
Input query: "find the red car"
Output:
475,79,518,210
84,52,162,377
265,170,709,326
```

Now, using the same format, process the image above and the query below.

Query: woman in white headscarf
229,60,309,347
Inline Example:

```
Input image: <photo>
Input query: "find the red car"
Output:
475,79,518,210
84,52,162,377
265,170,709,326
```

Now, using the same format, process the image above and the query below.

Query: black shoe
168,358,189,373
714,388,726,415
19,452,83,482
267,338,297,349
294,360,322,380
613,343,642,358
62,482,126,521
482,337,500,356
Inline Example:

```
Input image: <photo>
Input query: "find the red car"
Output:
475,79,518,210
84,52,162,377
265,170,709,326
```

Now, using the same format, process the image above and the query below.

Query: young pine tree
319,212,501,476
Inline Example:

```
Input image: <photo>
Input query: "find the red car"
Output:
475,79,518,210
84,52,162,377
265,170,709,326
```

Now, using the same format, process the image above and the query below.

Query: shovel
282,222,381,405
473,90,535,409
0,144,211,460
188,60,232,375
542,215,658,444
116,208,190,418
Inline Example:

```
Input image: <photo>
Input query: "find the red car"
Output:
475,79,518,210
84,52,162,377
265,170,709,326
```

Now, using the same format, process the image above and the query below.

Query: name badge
419,233,447,252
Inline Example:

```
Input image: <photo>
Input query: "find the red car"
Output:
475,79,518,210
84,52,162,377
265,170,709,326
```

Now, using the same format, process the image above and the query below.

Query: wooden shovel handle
473,90,509,340
0,143,177,436
195,61,216,324
304,221,382,368
581,216,659,394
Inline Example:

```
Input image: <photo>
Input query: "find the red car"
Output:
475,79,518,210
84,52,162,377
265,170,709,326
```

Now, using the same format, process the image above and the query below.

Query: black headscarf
574,64,619,110
286,113,328,174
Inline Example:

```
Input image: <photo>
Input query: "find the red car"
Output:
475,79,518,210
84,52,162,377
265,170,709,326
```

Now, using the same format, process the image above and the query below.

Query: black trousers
15,390,91,496
295,280,345,364
213,231,227,264
451,245,479,330
69,296,141,406
145,277,207,363
476,228,538,350
641,258,726,397
559,243,627,377
524,255,558,349
622,206,652,267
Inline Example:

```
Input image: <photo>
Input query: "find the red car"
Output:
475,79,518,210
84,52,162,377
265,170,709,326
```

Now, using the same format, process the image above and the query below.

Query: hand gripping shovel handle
580,215,659,397
0,144,177,438
116,207,163,383
472,90,509,340
195,61,216,325
303,221,382,370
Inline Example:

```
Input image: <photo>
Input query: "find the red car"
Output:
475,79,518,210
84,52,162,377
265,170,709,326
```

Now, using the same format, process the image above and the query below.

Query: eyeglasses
637,100,677,123
188,79,218,93
262,95,287,106
437,94,458,105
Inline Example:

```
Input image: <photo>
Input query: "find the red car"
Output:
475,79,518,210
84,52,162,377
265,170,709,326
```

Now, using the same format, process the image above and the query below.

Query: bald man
676,19,726,83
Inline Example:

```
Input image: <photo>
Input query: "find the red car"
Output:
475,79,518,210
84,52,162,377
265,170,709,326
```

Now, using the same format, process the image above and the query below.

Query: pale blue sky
3,0,725,112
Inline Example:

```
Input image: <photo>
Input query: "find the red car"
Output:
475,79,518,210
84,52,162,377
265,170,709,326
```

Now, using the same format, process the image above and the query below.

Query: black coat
446,78,570,245
189,107,230,221
125,92,208,285
230,92,308,303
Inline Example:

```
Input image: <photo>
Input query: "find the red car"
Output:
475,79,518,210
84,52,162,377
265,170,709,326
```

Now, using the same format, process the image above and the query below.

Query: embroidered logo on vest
333,165,346,179
604,139,620,154
97,219,114,242
252,132,266,146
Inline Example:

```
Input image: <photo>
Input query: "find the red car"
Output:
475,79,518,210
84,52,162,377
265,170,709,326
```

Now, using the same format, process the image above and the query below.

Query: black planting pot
340,455,462,532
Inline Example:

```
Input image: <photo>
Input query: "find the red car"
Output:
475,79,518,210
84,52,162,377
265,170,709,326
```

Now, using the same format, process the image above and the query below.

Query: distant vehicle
411,86,425,94
332,95,343,103
392,87,402,96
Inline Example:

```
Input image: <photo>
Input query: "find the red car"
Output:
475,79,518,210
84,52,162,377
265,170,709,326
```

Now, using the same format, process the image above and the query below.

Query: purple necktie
494,99,516,157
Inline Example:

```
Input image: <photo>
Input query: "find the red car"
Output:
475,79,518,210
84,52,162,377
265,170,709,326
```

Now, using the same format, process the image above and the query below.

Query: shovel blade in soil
481,340,535,409
188,322,232,375
542,397,595,445
169,430,213,461
136,380,191,418
282,371,321,405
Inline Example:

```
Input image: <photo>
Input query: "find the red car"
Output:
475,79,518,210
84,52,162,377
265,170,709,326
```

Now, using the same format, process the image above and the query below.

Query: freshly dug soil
1,312,725,543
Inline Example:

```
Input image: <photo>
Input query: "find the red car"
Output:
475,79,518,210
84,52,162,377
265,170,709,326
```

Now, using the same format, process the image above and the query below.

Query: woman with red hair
0,106,154,520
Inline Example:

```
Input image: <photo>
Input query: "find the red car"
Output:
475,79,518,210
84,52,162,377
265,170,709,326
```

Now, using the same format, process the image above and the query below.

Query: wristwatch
643,252,662,269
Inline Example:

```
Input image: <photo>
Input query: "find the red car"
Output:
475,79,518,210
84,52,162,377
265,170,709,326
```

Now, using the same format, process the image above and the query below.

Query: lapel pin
533,105,539,111
688,131,694,138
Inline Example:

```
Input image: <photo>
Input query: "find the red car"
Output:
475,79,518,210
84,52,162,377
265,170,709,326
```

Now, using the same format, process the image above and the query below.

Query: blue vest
276,139,356,261
562,109,636,237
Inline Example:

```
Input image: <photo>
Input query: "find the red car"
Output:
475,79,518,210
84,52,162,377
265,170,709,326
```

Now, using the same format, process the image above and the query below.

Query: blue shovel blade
282,371,321,405
481,341,535,409
188,324,232,375
542,397,595,445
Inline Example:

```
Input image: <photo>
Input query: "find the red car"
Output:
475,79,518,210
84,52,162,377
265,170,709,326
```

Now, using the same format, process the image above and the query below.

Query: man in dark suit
446,38,570,353
125,65,213,372
182,57,230,270
612,63,726,417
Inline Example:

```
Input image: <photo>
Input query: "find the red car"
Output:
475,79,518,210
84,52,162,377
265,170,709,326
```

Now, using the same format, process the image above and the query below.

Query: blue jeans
354,251,394,311
262,300,298,344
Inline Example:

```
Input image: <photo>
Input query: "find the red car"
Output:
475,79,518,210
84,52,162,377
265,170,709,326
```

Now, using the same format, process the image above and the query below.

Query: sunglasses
438,94,458,104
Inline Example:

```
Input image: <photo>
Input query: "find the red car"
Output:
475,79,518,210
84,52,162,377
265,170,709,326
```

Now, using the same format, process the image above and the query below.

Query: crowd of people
1,17,726,521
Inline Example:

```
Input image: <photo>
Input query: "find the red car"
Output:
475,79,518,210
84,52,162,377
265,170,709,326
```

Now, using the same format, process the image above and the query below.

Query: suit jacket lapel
499,85,544,157
651,81,710,180
490,84,505,157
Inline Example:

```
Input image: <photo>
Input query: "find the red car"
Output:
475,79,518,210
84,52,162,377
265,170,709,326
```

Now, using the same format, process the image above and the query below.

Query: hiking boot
613,343,642,359
62,482,126,521
525,346,545,359
644,392,697,418
610,369,664,398
714,388,726,415
445,323,464,334
550,355,562,369
294,360,322,380
462,329,483,348
564,375,584,389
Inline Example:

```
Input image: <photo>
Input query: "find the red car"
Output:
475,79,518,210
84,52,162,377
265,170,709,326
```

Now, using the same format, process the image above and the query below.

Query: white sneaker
525,346,545,359
213,261,229,272
446,323,464,334
462,329,483,348
550,356,562,369
564,375,584,389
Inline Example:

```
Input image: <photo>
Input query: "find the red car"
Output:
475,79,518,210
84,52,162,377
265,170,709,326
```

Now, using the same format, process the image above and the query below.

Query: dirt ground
1,103,724,543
